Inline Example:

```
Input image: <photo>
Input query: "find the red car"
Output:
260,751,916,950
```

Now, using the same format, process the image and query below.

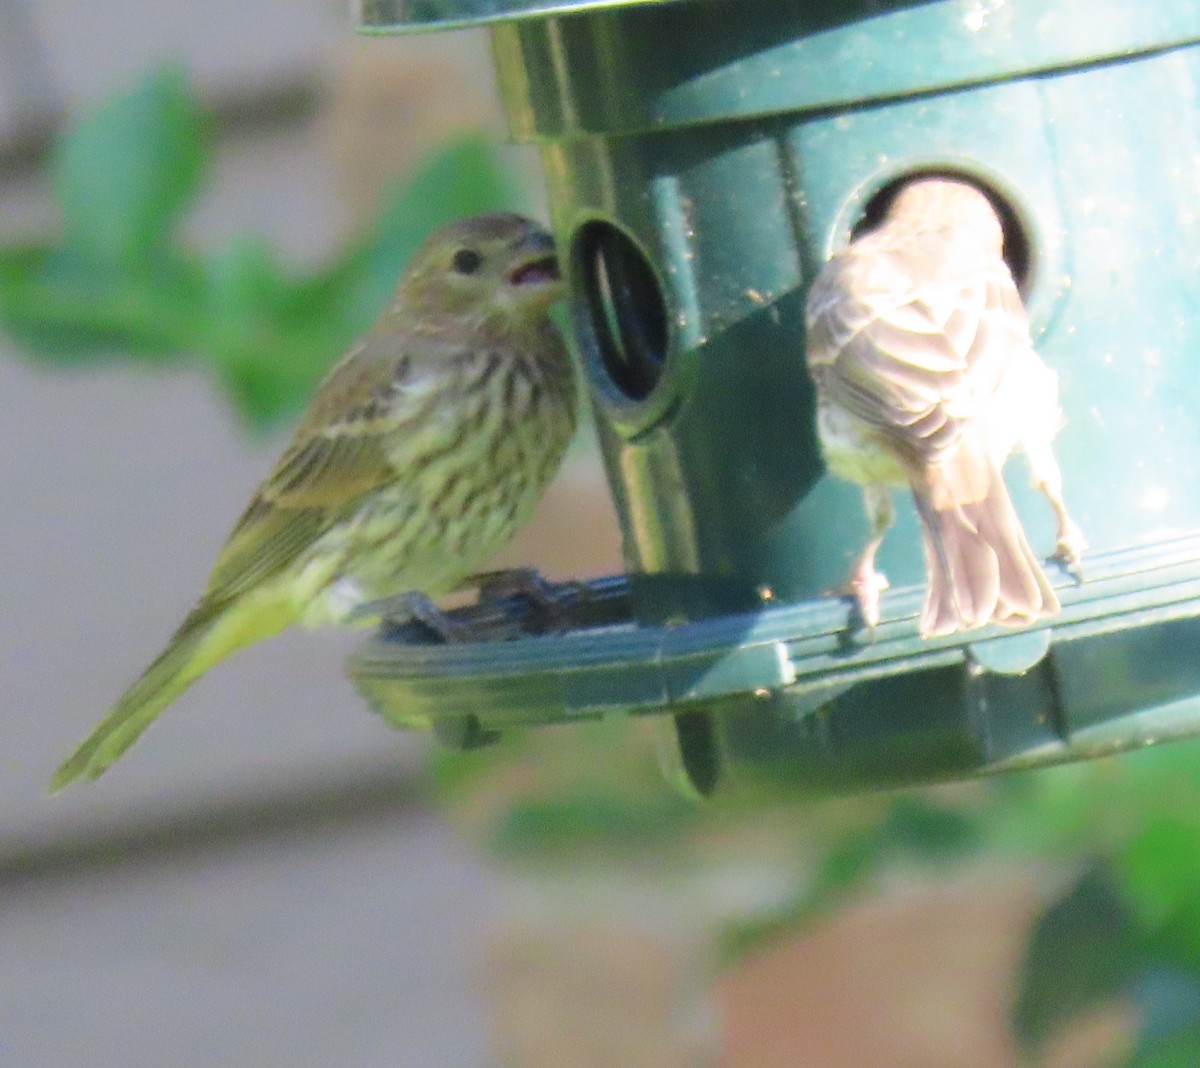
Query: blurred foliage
9,66,1200,1066
745,739,1200,1064
442,718,1200,1063
0,68,517,430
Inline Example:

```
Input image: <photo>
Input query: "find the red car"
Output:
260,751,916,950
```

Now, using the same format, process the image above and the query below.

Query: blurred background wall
0,3,621,1062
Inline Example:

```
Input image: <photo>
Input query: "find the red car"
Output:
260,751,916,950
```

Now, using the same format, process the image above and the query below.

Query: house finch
54,212,576,788
805,177,1084,637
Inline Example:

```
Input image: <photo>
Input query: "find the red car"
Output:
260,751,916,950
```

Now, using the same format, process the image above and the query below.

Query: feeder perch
349,0,1200,799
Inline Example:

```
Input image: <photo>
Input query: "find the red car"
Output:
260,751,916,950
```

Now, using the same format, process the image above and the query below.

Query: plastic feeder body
351,0,1200,799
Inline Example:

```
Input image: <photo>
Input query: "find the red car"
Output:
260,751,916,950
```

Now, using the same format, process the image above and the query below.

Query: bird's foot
1052,522,1088,583
463,567,590,635
351,591,469,643
465,567,559,602
826,566,890,630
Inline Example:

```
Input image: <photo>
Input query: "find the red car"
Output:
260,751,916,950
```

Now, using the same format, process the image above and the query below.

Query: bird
53,212,577,789
804,176,1085,637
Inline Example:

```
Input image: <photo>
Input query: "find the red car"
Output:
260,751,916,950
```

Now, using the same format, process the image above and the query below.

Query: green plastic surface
494,1,1200,137
348,0,1200,798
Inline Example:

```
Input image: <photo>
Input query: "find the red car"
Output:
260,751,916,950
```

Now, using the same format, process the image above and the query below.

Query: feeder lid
354,0,686,32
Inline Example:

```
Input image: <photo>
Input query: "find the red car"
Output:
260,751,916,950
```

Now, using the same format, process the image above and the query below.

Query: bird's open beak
508,230,561,287
508,255,560,287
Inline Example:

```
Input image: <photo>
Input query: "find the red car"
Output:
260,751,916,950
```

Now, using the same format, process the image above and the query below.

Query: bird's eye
451,248,483,275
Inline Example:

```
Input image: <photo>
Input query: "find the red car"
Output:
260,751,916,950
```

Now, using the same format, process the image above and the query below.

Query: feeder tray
349,0,1200,798
351,534,1200,797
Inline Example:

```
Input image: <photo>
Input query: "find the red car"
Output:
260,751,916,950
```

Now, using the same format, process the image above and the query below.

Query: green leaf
1014,863,1143,1054
878,797,982,859
3,67,524,433
488,793,700,856
0,244,203,363
201,239,349,430
1125,1027,1200,1068
1142,909,1200,979
1119,820,1200,931
52,68,208,266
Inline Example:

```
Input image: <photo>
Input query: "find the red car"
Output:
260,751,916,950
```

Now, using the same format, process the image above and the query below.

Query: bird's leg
1025,443,1086,579
350,591,471,643
834,485,894,629
460,567,590,635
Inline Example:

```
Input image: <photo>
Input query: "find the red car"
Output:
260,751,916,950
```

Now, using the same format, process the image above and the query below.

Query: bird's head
888,177,1005,255
395,212,564,329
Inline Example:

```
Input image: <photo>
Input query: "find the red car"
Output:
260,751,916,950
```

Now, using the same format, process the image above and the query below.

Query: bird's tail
52,595,293,791
913,445,1059,638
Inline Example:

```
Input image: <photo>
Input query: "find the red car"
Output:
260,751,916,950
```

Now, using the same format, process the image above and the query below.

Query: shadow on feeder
348,0,1200,802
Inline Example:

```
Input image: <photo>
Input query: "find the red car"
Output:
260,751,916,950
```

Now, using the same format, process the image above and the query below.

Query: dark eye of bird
452,248,483,275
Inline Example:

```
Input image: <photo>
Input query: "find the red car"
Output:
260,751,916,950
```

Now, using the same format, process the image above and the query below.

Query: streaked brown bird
54,212,576,788
805,176,1084,637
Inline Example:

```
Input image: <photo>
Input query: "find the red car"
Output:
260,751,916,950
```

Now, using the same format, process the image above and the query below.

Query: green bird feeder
348,0,1200,799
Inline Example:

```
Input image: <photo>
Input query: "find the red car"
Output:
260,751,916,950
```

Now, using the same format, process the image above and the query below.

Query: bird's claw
352,591,469,643
826,568,890,631
463,567,590,635
354,571,593,646
1052,522,1088,583
464,567,558,603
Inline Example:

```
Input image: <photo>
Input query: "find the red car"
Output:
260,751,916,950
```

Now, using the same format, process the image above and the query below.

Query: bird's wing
806,236,1021,461
202,337,451,606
